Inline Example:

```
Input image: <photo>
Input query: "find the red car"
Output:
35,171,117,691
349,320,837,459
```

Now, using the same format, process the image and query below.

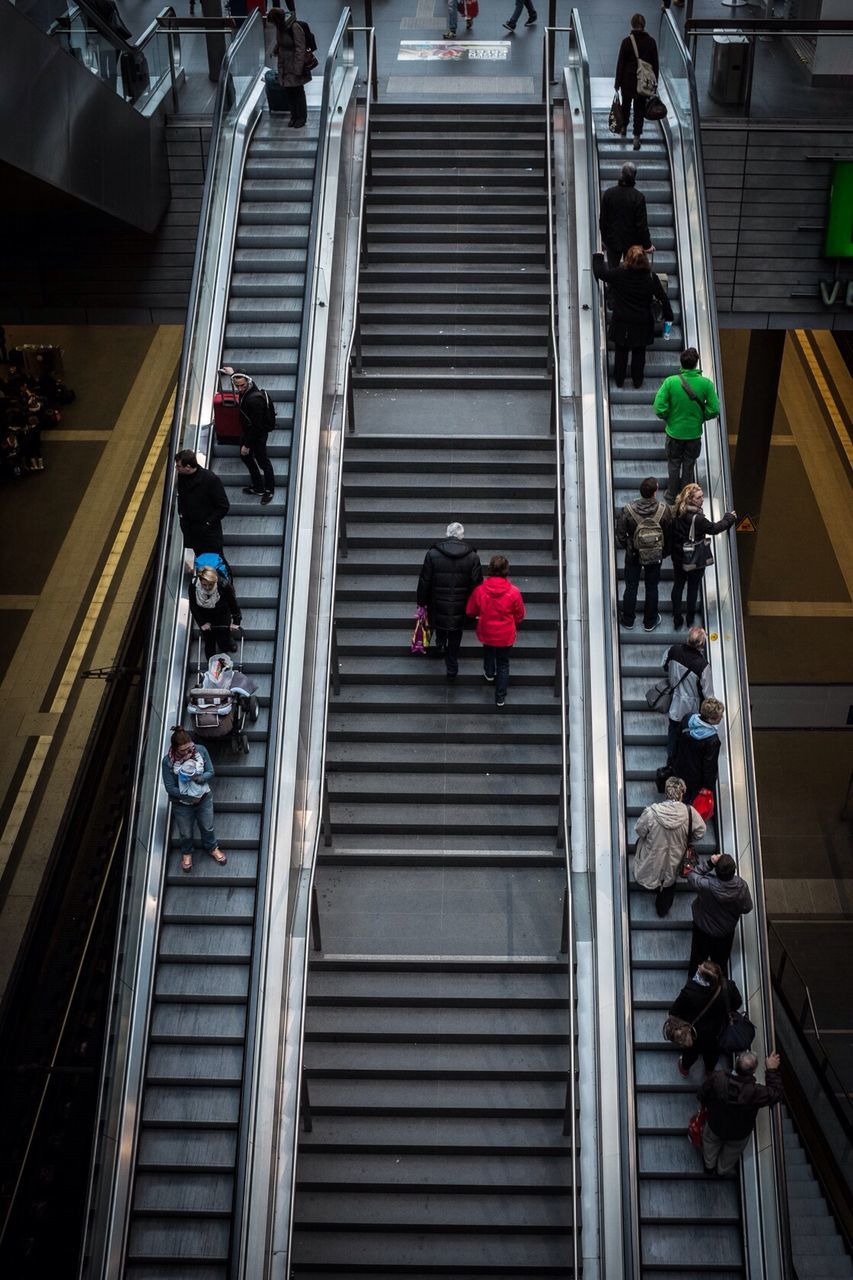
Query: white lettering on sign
819,280,853,306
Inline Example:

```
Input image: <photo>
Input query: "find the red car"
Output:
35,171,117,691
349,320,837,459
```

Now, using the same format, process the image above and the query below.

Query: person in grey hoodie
670,696,724,803
615,476,672,632
663,627,714,763
634,775,706,916
687,852,753,973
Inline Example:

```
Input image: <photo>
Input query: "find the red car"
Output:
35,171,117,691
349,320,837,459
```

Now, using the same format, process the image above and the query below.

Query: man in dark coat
687,852,753,974
599,162,653,270
698,1051,783,1175
417,522,483,678
175,449,230,555
224,369,275,505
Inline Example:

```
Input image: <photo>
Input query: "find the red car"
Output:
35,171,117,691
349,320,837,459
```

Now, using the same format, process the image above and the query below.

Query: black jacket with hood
671,713,721,799
599,181,652,257
417,538,483,632
237,379,273,450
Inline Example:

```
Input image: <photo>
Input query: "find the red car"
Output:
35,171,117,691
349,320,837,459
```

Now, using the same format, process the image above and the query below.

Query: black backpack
298,19,317,51
246,386,276,433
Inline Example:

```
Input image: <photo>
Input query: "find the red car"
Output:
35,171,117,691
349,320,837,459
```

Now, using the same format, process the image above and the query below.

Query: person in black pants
668,960,742,1078
615,475,672,632
686,853,753,975
175,449,230,555
225,370,276,506
669,483,736,629
593,247,672,389
614,13,659,150
599,161,654,270
416,522,483,678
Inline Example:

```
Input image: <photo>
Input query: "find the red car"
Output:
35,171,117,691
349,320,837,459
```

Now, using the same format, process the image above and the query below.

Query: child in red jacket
466,555,525,708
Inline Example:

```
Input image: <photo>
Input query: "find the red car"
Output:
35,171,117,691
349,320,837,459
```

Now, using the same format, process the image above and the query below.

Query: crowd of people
0,331,76,482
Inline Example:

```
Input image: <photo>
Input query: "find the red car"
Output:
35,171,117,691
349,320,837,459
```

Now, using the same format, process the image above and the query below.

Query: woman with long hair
592,244,672,389
161,725,226,873
670,483,736,629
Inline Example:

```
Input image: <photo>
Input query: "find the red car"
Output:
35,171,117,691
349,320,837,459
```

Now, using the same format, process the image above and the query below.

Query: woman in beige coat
267,9,310,128
633,775,705,918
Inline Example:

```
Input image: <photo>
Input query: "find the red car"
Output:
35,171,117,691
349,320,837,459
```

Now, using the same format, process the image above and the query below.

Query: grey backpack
627,501,666,565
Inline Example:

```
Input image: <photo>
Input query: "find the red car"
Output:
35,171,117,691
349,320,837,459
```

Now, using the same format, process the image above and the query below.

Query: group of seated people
0,334,76,482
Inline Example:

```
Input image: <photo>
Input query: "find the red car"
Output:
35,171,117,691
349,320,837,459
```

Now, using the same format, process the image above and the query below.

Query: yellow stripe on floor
748,601,853,618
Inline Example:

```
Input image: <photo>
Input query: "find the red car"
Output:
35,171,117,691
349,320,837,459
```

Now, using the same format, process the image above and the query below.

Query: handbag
682,514,714,573
608,93,625,134
458,0,479,15
693,788,714,822
663,982,721,1049
304,51,319,71
687,1106,708,1148
719,984,756,1054
410,606,431,655
645,664,692,714
644,95,668,121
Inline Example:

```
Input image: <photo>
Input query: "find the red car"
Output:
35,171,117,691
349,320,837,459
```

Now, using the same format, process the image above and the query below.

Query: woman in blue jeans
161,725,226,872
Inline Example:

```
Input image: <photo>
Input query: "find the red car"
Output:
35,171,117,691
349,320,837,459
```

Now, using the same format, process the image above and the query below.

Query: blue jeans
506,0,536,27
446,0,457,31
172,793,217,855
483,644,512,702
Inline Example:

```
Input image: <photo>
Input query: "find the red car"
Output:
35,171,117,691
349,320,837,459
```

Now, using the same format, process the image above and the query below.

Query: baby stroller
186,638,259,754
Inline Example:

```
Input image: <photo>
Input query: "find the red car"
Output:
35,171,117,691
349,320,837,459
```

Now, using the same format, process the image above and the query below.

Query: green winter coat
653,367,720,440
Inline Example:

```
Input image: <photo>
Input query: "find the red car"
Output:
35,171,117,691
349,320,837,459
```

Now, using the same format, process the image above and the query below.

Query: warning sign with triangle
736,515,757,533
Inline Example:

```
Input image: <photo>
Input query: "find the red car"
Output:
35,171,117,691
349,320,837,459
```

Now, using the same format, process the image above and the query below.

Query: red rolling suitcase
213,385,241,444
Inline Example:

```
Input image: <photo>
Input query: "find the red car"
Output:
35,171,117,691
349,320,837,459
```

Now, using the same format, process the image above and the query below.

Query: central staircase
289,102,578,1277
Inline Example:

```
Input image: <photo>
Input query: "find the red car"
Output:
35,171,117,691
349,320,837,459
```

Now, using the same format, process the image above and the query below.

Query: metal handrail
563,11,642,1276
78,16,266,1278
769,922,853,1129
658,10,793,1276
543,26,580,1279
281,22,377,1270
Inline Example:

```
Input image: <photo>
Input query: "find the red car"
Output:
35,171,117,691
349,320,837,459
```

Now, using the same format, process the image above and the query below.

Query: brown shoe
208,847,227,865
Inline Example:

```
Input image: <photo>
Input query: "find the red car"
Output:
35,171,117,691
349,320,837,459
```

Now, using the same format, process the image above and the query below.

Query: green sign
825,162,853,259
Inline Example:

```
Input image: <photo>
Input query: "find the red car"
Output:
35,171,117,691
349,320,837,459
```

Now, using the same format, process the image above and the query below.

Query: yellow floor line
795,329,853,470
0,392,175,879
748,601,853,618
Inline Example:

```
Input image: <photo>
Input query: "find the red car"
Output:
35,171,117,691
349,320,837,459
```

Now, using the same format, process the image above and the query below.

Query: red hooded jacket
466,576,525,646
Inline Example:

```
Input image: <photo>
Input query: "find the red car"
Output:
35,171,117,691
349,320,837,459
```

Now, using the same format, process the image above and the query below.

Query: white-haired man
698,1050,783,1175
416,523,483,678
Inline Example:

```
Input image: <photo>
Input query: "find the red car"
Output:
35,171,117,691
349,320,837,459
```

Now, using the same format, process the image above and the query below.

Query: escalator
562,9,789,1277
121,109,318,1277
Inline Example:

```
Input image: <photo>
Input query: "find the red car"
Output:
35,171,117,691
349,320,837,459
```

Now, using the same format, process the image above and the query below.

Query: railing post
369,31,378,103
310,881,323,949
320,776,332,849
542,28,549,104
168,31,179,113
551,490,559,560
346,377,356,435
559,885,569,949
330,619,341,694
300,1069,313,1132
339,491,349,558
549,371,557,434
562,1076,572,1135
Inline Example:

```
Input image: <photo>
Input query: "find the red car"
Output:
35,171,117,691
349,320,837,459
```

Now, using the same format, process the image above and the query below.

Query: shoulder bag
663,983,721,1049
630,34,657,97
682,513,714,573
645,664,694,715
718,985,756,1055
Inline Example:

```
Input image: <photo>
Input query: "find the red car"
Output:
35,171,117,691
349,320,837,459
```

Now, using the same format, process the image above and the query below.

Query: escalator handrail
566,11,642,1276
79,16,266,1278
657,11,793,1277
543,27,579,1280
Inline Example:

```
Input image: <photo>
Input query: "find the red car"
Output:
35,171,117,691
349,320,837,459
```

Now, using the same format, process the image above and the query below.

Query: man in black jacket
599,162,653,269
698,1051,783,1175
417,523,483,678
175,449,230,554
226,370,275,506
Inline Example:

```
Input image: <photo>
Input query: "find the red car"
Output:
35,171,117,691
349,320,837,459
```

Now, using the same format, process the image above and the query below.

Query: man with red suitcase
220,367,276,507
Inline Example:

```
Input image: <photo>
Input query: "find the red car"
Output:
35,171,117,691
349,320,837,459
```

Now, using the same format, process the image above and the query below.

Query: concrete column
731,328,786,603
201,0,227,83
